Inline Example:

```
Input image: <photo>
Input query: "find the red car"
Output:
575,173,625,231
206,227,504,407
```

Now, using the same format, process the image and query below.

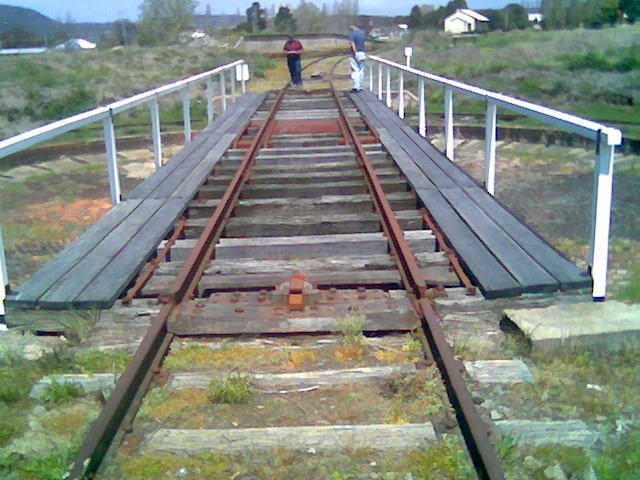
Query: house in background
444,9,490,34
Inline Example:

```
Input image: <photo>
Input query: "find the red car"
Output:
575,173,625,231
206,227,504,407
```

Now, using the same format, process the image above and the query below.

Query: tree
409,5,423,28
0,26,42,48
598,0,622,25
503,3,529,30
246,2,267,33
621,0,640,22
295,1,325,32
109,20,138,46
275,6,297,33
138,0,197,45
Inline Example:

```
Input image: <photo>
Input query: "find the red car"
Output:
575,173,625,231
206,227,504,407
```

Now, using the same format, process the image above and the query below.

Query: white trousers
350,55,365,90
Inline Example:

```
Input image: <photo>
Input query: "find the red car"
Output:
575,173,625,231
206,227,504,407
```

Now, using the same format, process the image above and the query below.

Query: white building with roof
444,9,490,34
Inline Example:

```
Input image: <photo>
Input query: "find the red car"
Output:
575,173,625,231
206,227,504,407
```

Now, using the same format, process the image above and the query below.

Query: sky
2,0,518,22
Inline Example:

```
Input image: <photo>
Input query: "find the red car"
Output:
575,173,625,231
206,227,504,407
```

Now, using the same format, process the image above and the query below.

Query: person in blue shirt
348,25,366,92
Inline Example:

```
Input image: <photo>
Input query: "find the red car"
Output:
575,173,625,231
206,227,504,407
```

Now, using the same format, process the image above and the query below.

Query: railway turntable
4,84,601,480
7,88,590,310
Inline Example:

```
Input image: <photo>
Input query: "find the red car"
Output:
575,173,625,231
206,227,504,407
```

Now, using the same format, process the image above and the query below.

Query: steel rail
67,91,284,479
332,86,505,480
164,90,285,304
121,217,188,304
330,89,428,299
421,211,476,295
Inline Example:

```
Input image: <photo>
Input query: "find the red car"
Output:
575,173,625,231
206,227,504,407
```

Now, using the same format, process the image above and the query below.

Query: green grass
614,265,640,301
0,45,275,141
40,380,84,406
207,371,254,404
403,24,640,138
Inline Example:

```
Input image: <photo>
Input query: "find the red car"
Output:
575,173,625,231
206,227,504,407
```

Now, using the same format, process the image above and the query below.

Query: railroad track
66,86,505,479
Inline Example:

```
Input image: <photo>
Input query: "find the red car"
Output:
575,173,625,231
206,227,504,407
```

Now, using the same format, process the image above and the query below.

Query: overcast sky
2,0,518,22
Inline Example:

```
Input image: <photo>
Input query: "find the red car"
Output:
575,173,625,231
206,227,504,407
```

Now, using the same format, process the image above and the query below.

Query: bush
208,372,254,404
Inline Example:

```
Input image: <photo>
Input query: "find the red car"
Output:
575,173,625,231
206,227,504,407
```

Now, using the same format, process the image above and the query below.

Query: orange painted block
288,293,304,309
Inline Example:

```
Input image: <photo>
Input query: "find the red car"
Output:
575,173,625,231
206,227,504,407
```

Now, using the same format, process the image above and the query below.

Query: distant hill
0,5,113,44
0,4,61,36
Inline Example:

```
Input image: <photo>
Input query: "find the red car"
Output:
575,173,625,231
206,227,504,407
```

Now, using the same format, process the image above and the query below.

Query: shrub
41,380,84,406
208,372,254,404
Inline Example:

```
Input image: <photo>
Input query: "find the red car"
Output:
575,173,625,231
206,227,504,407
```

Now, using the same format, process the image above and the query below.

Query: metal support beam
590,140,615,300
206,77,215,126
181,87,191,143
444,87,454,160
385,66,391,108
102,113,121,205
150,98,162,170
220,72,227,112
418,79,426,137
484,101,497,195
398,72,405,119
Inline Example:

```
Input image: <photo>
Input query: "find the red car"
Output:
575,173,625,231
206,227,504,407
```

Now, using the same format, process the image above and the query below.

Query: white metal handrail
0,60,250,314
367,55,623,300
0,60,249,204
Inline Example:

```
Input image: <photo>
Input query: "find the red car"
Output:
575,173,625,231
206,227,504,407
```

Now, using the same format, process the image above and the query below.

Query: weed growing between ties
381,366,450,425
208,372,254,404
164,343,290,371
138,387,209,426
40,380,84,406
334,312,367,362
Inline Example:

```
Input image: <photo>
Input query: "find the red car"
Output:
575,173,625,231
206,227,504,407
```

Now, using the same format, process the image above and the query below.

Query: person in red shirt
283,35,304,87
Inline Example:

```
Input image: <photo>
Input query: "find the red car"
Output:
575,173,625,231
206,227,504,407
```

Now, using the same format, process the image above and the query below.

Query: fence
367,55,623,300
0,60,250,314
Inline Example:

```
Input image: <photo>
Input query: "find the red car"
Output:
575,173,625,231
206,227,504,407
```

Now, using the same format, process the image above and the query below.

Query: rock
503,301,640,353
523,455,543,470
490,409,503,420
23,344,46,360
544,463,568,480
582,464,598,480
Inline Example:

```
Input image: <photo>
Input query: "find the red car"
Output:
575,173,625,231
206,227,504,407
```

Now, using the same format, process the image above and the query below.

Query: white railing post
369,63,373,91
182,86,191,143
150,98,162,170
444,87,454,160
0,257,4,321
102,112,121,205
386,66,392,108
241,64,247,95
590,138,615,300
220,72,227,112
206,77,215,126
0,222,7,320
377,63,383,100
398,71,405,119
484,101,497,195
230,68,236,104
418,78,426,138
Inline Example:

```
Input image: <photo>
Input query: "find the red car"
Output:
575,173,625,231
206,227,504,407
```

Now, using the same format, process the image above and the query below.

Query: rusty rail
421,210,476,295
333,86,505,480
67,91,285,479
121,217,187,304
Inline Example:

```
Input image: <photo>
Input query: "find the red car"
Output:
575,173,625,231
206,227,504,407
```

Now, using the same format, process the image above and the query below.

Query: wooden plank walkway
8,93,266,309
349,90,591,298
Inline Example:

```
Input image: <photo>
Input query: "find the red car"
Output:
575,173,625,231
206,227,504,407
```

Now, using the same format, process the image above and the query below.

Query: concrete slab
494,420,598,448
503,301,640,352
464,360,533,384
